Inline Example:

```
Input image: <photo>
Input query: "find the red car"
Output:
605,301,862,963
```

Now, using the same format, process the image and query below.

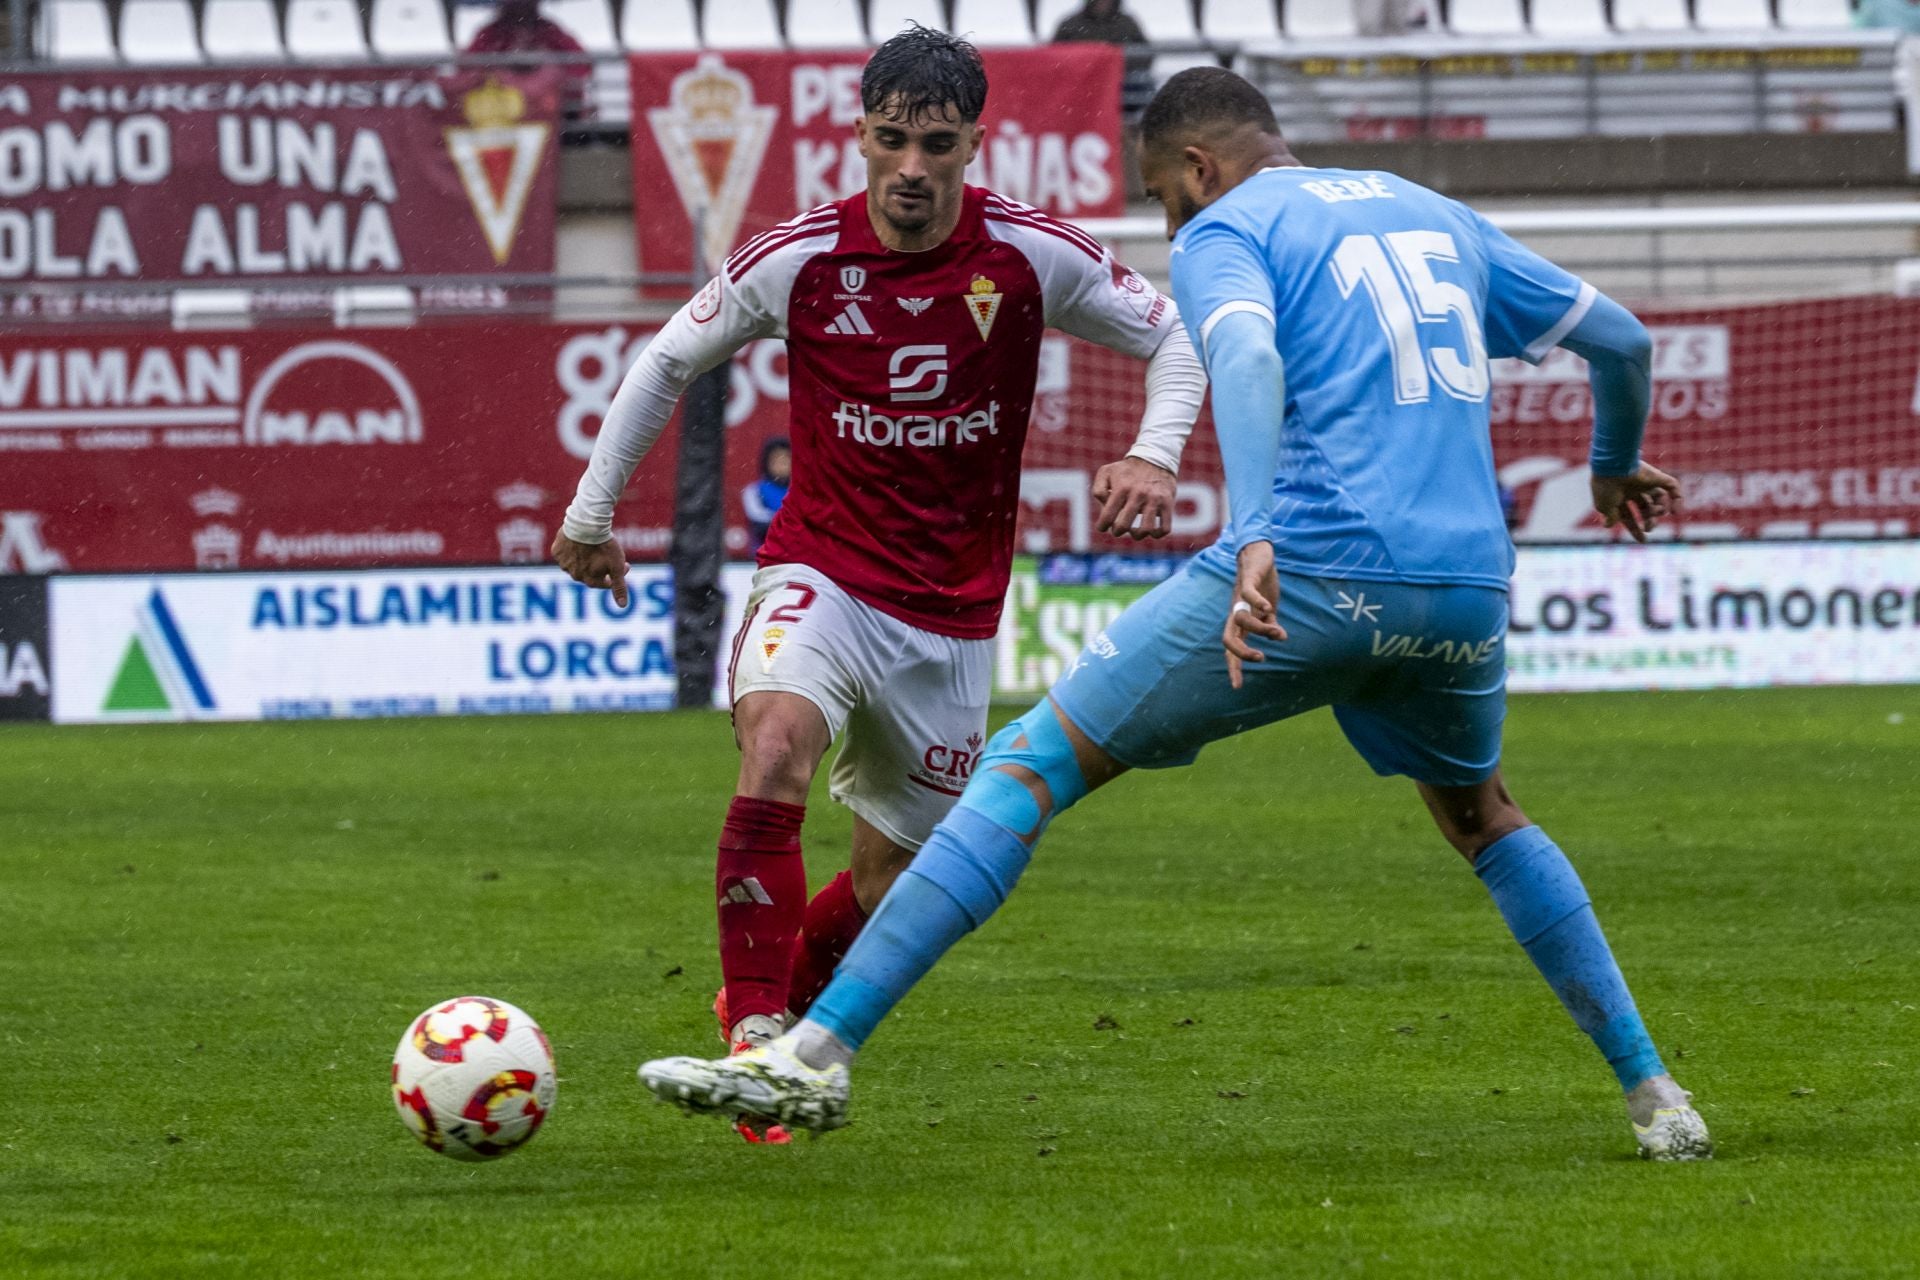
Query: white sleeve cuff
1522,281,1598,364
1198,300,1276,363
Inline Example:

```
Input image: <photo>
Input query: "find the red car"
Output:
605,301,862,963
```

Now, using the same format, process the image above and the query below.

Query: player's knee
956,709,1089,845
1441,801,1530,861
736,716,821,798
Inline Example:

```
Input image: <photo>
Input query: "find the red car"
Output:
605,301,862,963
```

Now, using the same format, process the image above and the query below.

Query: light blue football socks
1473,825,1666,1091
806,806,1032,1052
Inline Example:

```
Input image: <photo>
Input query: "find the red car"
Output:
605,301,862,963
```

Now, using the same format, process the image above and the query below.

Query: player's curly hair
1141,67,1280,150
861,24,989,125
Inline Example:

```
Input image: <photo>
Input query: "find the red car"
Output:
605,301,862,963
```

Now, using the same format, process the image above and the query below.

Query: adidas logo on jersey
826,301,874,335
719,876,776,907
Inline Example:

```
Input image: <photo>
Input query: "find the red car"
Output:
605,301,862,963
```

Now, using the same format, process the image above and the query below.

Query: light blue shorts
1050,563,1509,788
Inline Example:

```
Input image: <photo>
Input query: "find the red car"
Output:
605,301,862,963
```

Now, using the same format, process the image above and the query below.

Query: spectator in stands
1855,0,1920,32
467,0,583,54
465,0,592,119
742,437,791,554
1052,0,1146,43
1050,1,1153,194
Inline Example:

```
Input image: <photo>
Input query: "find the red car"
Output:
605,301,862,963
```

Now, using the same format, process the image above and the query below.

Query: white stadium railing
1078,202,1920,304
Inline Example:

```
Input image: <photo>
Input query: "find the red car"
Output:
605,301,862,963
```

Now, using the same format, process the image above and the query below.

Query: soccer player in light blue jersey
641,68,1711,1161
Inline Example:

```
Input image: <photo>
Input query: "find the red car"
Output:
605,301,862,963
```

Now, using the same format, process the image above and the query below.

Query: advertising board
7,297,1920,575
34,543,1920,726
49,565,701,723
0,576,51,721
995,543,1920,699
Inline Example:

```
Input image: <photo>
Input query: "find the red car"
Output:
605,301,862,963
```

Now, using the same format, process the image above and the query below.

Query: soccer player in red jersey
553,27,1205,1139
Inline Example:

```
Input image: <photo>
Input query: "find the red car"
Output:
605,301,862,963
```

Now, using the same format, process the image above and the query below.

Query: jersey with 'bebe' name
668,187,1176,639
1171,166,1595,590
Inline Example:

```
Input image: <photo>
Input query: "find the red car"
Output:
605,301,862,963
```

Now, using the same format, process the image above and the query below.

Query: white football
391,996,557,1161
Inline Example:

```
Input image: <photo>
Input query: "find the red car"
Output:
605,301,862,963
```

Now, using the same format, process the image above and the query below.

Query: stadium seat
1694,0,1774,28
1202,0,1282,40
37,0,118,60
1133,0,1202,39
1282,0,1359,40
202,0,287,58
1152,51,1222,79
867,0,948,39
1447,0,1526,35
545,0,618,50
951,0,1036,44
786,0,867,46
119,0,203,61
1777,0,1854,27
1035,0,1079,40
1528,0,1608,35
621,0,699,47
370,0,453,55
700,0,784,48
285,0,370,58
1608,0,1690,30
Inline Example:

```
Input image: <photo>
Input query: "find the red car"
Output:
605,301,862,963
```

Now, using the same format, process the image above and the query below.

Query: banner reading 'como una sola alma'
0,67,562,304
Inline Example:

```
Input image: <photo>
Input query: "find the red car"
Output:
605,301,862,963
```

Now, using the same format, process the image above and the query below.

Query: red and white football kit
563,187,1203,847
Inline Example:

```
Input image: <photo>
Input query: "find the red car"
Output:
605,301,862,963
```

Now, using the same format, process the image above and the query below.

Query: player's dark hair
1141,67,1280,151
861,24,988,126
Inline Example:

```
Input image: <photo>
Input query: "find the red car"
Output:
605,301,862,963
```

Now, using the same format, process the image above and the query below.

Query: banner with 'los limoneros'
994,544,1920,699
0,67,561,311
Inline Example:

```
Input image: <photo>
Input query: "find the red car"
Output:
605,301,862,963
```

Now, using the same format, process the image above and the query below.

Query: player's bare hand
1092,456,1177,541
1591,462,1682,544
1224,540,1286,690
551,532,631,608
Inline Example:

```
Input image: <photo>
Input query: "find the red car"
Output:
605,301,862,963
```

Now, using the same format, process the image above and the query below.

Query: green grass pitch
5,686,1920,1278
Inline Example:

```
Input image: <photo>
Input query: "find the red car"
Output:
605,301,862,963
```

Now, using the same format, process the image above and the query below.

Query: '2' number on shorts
1329,231,1489,406
767,584,818,624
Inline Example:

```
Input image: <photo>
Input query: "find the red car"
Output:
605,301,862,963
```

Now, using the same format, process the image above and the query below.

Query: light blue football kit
1057,167,1635,785
797,167,1672,1103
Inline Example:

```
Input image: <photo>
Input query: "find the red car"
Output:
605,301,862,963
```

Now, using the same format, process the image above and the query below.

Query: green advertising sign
993,555,1185,702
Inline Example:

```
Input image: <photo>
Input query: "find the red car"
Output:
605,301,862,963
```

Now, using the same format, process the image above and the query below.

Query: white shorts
727,563,993,850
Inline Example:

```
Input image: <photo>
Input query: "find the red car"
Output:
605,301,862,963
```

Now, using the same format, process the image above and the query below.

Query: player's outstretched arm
1559,294,1680,542
554,268,777,596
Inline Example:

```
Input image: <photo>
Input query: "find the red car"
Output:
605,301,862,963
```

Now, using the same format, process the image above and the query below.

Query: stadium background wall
6,296,1920,577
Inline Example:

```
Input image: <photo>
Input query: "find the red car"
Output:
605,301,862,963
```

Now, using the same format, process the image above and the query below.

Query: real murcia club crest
444,79,552,266
648,55,778,271
965,275,1002,341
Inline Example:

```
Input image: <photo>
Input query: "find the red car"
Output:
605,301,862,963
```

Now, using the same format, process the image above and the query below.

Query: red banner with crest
0,67,561,318
626,46,1125,287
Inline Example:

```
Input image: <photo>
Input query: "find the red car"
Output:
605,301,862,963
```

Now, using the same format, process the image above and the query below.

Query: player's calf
781,700,1113,1065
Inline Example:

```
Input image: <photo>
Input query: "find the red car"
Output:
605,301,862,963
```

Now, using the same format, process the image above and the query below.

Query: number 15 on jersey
1330,231,1491,407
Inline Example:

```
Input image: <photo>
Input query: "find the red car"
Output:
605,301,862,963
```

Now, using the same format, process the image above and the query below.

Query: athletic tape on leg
955,704,1089,840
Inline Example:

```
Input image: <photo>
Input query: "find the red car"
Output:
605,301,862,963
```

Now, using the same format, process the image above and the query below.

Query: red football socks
786,869,869,1018
715,796,808,1027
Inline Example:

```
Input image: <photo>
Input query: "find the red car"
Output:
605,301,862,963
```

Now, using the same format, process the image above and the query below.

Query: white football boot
1628,1075,1713,1161
641,1034,850,1133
